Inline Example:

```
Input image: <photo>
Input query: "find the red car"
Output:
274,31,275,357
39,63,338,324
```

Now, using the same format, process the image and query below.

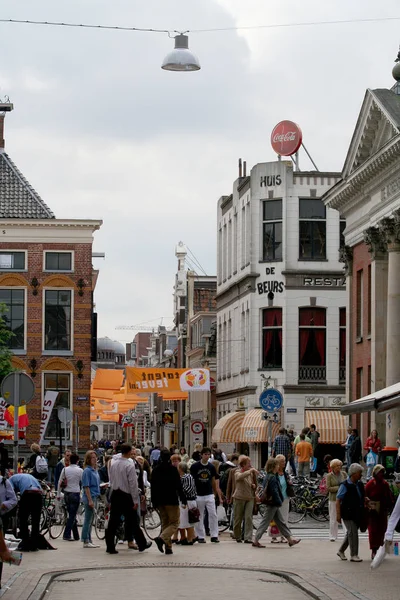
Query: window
0,289,25,350
299,307,326,382
339,308,346,383
262,200,282,261
299,199,326,260
45,252,72,271
43,373,71,439
0,251,25,270
356,269,363,339
367,264,371,336
44,290,72,351
262,308,282,368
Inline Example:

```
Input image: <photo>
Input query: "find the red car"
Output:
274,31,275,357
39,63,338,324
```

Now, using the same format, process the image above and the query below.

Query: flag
4,404,29,428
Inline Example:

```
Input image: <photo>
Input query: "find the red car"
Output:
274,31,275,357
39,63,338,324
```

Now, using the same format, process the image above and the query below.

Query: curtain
340,329,346,366
263,330,273,357
299,329,310,363
299,307,326,326
314,330,326,365
263,308,282,327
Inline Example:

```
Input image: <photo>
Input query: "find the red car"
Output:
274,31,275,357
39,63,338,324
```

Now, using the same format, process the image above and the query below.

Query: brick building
0,104,102,449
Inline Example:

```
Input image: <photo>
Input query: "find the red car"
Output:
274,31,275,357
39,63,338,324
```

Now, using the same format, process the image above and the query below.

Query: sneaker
337,551,347,561
350,556,363,562
329,538,336,542
210,537,219,543
83,542,100,549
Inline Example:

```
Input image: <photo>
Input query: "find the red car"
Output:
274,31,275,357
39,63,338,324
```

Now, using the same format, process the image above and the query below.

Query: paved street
1,528,400,600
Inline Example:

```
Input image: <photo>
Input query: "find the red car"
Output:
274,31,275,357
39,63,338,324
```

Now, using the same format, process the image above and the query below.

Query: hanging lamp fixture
161,34,201,72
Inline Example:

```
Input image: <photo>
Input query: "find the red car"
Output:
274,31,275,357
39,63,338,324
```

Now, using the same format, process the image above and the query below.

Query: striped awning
305,410,348,444
212,411,245,443
239,408,280,443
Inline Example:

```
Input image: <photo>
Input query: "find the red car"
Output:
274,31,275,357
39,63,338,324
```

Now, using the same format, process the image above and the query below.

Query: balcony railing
339,366,346,384
298,366,326,383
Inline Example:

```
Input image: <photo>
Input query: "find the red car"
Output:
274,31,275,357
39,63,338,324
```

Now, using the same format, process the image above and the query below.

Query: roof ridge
1,152,55,218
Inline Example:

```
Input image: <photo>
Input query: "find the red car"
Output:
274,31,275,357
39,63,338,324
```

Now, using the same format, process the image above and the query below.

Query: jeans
339,519,359,557
64,492,80,540
233,499,254,542
195,495,218,539
297,462,310,477
48,466,56,484
81,498,98,543
159,505,180,549
255,505,292,542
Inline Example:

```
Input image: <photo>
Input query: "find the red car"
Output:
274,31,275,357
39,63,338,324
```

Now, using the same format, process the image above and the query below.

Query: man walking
295,433,313,477
336,463,365,562
105,443,151,554
272,428,291,462
46,441,59,484
342,426,354,469
190,447,223,543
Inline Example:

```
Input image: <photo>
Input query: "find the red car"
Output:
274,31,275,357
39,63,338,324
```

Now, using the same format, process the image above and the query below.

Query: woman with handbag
365,465,393,559
326,459,347,541
271,454,295,543
252,458,300,548
232,455,258,543
178,462,197,545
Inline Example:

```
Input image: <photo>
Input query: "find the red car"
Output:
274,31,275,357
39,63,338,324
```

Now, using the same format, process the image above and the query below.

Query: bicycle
288,483,328,523
142,498,161,540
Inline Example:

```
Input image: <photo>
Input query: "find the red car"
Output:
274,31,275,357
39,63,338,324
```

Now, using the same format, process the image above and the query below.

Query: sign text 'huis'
260,175,282,187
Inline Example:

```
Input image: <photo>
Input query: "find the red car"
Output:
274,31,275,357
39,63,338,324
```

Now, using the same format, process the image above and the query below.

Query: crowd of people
0,428,399,567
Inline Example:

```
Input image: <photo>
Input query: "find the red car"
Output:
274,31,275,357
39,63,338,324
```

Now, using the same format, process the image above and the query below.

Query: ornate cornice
364,226,388,257
380,210,400,245
41,357,76,373
42,274,75,289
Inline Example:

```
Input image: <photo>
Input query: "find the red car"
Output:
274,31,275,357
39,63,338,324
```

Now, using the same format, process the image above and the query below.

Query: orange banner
126,367,210,393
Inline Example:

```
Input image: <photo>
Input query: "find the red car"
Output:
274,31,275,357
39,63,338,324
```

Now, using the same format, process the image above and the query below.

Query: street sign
191,420,204,434
259,388,283,412
57,407,73,426
164,423,176,432
1,372,35,406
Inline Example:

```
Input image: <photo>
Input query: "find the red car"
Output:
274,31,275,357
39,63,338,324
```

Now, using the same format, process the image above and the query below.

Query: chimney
243,160,247,177
238,158,242,178
0,101,14,151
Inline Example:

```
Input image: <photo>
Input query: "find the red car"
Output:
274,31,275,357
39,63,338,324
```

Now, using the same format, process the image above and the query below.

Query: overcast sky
0,1,399,344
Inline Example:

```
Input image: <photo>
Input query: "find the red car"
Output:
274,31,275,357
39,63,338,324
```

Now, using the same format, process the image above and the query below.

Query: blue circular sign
259,388,283,412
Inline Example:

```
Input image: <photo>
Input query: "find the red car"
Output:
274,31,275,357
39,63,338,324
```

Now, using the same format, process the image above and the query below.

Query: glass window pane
0,289,11,303
45,291,71,350
263,223,274,260
299,199,326,219
263,200,282,221
45,291,58,304
13,253,25,269
12,306,24,320
11,290,24,304
340,307,346,327
45,253,59,270
58,253,72,270
45,373,58,388
313,222,326,259
56,374,70,389
299,221,312,258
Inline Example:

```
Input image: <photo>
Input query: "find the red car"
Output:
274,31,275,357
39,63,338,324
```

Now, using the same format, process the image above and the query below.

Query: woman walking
81,450,101,548
232,455,257,544
252,458,300,548
336,463,365,562
178,462,197,544
57,453,83,542
272,454,294,543
326,459,346,541
364,430,382,479
365,465,393,559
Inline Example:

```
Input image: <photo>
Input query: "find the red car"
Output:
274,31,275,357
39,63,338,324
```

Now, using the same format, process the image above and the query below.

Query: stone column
339,245,353,419
380,215,400,446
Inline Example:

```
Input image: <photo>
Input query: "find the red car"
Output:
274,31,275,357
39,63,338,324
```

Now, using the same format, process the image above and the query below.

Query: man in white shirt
105,443,151,554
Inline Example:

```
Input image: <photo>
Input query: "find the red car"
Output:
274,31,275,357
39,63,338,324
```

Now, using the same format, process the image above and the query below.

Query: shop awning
305,410,347,444
92,369,124,391
212,411,245,443
238,408,280,443
340,381,400,416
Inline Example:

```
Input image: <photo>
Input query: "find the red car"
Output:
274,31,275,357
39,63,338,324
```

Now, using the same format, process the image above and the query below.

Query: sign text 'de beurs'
257,267,284,295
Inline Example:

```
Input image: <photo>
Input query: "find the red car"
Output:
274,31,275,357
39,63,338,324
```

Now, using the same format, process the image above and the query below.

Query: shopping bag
285,461,293,476
371,544,387,570
366,451,377,467
216,504,227,522
311,457,318,472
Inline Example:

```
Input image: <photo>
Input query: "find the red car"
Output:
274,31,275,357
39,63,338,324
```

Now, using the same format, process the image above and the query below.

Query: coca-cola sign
271,120,302,156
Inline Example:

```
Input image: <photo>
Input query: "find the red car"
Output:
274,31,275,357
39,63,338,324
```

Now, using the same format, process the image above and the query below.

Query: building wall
0,224,99,449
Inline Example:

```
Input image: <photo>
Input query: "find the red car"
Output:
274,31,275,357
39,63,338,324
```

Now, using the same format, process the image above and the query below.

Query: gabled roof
0,152,55,219
342,88,400,178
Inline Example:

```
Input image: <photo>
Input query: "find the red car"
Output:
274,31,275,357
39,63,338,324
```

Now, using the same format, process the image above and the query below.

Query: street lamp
161,34,201,72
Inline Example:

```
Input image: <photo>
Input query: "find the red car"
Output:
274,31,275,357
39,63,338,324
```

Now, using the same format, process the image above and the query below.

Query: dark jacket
98,464,109,484
349,437,362,463
151,463,186,508
340,480,365,524
262,473,283,507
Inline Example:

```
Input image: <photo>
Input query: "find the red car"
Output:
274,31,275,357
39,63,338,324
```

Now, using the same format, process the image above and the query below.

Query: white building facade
215,159,348,466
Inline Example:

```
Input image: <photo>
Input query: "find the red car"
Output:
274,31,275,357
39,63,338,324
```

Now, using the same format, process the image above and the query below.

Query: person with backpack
46,442,59,484
211,443,226,463
27,443,48,481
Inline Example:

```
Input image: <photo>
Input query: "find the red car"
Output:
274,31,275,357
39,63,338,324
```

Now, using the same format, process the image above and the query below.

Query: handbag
60,468,67,490
286,481,295,498
259,479,273,505
188,506,200,524
368,500,381,513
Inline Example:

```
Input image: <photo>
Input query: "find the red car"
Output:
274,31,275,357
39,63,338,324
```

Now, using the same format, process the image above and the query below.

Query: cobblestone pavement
1,531,399,600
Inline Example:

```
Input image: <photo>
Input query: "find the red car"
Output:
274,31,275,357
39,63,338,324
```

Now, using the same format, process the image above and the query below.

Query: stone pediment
343,88,400,178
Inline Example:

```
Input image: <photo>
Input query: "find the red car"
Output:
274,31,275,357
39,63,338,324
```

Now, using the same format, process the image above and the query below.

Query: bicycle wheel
49,506,67,539
143,507,161,540
310,495,329,522
288,496,307,524
40,508,50,534
218,505,230,533
94,506,106,541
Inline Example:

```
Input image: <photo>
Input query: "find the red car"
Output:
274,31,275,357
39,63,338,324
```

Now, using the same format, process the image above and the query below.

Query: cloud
1,0,399,342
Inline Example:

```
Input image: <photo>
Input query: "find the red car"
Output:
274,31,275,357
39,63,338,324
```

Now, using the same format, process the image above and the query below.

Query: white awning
340,381,400,415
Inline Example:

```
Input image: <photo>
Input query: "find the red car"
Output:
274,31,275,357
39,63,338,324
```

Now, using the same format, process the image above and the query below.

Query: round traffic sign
57,407,73,425
1,372,35,406
191,420,204,434
259,388,283,413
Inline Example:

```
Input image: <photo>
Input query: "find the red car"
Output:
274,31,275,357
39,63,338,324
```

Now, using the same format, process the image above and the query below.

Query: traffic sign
57,407,73,425
191,420,204,434
1,372,35,406
259,388,283,413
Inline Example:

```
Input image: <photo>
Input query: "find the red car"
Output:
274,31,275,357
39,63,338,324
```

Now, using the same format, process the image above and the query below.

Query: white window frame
43,250,74,273
0,286,27,354
42,288,74,355
0,250,27,272
41,371,73,443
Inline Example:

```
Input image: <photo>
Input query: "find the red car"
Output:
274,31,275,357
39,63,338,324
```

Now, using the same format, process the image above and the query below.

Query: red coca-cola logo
271,120,302,156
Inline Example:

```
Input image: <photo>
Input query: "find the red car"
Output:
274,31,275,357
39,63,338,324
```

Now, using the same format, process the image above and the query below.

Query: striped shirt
109,455,139,504
181,473,197,501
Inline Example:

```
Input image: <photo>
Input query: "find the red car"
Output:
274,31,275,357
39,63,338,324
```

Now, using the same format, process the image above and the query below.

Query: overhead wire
186,246,208,276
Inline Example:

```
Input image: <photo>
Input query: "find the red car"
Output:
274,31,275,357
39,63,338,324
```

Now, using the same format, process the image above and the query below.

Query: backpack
213,449,224,462
36,454,48,474
219,466,232,495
